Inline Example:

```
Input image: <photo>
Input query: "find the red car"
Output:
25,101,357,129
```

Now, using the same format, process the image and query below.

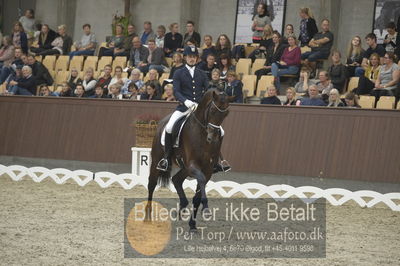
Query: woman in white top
19,9,36,39
82,67,97,96
109,66,128,89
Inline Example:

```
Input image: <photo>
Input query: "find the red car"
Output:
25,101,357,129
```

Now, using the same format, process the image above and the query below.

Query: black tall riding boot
157,133,173,171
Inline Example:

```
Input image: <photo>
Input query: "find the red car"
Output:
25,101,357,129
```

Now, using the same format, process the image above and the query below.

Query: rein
192,100,229,131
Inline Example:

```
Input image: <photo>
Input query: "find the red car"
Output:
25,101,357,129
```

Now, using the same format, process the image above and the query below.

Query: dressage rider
157,46,230,172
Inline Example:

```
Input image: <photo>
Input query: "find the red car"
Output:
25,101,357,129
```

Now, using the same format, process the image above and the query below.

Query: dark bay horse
146,89,234,230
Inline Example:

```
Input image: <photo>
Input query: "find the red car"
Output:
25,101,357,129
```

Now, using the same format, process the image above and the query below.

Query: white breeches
165,109,224,137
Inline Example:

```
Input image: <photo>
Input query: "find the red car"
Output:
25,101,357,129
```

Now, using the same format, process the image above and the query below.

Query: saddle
161,114,190,148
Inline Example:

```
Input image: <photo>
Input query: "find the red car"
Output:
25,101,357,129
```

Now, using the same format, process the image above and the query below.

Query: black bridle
192,99,229,135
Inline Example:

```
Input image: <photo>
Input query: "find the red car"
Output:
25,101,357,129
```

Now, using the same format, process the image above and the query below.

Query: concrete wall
73,0,124,44
31,0,376,58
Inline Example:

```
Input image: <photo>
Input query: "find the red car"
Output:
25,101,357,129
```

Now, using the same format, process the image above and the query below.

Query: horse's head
197,89,235,143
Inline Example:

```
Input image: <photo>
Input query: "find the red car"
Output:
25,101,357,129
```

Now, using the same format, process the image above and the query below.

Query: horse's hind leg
145,164,159,221
172,169,189,216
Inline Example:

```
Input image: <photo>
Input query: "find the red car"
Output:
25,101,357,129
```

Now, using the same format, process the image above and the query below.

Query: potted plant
135,114,161,148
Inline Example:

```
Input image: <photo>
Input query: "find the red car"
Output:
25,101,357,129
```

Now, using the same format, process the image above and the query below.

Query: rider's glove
184,100,198,111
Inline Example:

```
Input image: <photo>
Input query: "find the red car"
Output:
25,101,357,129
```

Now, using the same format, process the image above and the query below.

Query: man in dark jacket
30,24,57,54
0,47,24,84
27,55,54,85
129,36,149,68
138,39,168,74
9,65,37,95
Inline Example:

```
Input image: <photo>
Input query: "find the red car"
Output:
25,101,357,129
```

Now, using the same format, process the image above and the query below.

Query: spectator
9,65,36,95
164,23,183,56
215,34,232,59
0,47,23,84
225,71,243,103
122,68,145,95
96,64,112,93
67,68,82,90
298,85,326,106
249,25,274,61
141,83,161,100
138,39,169,74
126,82,140,100
199,53,218,80
208,69,226,91
354,53,381,95
302,19,334,71
30,24,57,55
282,24,295,45
328,50,347,93
183,21,201,47
140,21,156,45
59,82,73,97
383,22,397,53
294,67,315,93
144,68,162,94
371,52,400,101
255,31,285,81
355,33,386,77
344,92,361,108
169,52,184,79
252,3,271,44
316,71,333,98
37,25,72,56
74,83,86,98
4,65,23,93
0,36,15,69
19,9,36,41
69,24,97,58
11,22,28,54
284,87,297,106
163,84,176,101
114,24,137,58
327,89,344,107
345,36,364,77
38,84,56,97
109,66,128,88
201,35,216,62
129,36,149,68
271,35,301,91
155,25,166,48
108,83,123,99
82,67,97,96
261,85,281,105
219,53,235,80
98,24,125,57
27,54,53,86
396,16,400,60
90,85,108,98
298,7,318,47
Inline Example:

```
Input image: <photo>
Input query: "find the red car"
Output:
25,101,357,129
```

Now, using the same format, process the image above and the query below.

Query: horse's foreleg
172,169,189,210
189,186,201,231
145,165,159,221
188,165,208,209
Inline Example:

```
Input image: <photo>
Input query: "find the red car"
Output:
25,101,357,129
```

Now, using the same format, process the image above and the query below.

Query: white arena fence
1,164,400,212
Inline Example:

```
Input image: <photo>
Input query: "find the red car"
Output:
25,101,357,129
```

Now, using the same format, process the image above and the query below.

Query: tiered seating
112,56,127,70
165,57,173,67
235,58,252,76
256,75,274,97
54,56,69,71
347,77,359,93
241,74,256,98
376,96,395,109
97,56,113,71
251,59,266,74
359,96,375,108
159,73,170,84
42,56,56,71
55,71,69,86
69,56,84,71
83,56,98,71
